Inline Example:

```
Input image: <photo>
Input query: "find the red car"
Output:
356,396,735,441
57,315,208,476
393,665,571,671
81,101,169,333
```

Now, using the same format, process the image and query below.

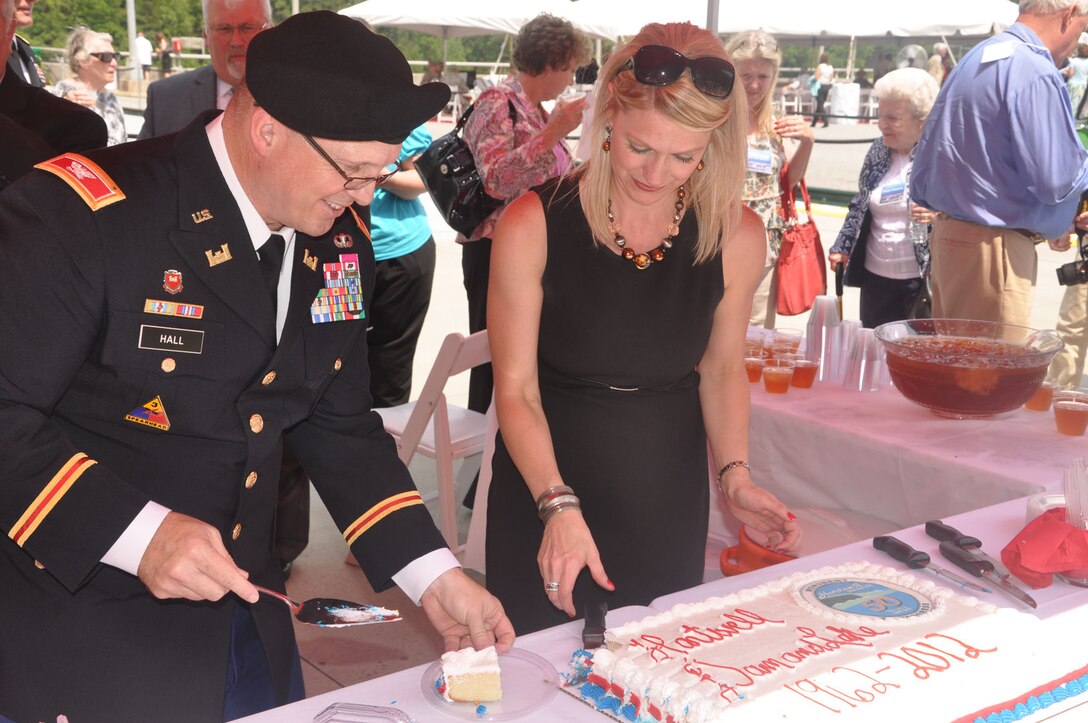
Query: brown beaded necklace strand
608,185,686,270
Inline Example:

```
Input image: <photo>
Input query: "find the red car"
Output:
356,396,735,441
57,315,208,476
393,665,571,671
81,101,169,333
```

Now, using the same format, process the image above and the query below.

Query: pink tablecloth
728,381,1080,531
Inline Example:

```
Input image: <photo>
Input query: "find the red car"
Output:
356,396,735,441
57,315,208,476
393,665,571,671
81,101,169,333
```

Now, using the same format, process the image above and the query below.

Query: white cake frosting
570,562,1088,723
439,645,501,703
440,645,501,677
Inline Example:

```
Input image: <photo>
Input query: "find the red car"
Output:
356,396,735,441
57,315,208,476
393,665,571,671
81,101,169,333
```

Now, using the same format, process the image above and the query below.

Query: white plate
420,648,559,720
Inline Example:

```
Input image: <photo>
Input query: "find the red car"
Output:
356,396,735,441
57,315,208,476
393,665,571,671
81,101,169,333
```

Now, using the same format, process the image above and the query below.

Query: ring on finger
544,581,560,593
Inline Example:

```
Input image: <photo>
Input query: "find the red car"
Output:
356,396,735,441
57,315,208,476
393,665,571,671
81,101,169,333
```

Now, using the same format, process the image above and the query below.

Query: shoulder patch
34,153,126,211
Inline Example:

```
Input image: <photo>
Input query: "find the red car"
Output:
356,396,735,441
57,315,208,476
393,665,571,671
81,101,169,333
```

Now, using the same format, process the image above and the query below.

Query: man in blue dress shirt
913,0,1088,326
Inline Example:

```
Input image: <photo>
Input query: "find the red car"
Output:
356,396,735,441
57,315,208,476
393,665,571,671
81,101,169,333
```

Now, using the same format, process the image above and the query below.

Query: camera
1057,258,1088,286
1058,191,1088,286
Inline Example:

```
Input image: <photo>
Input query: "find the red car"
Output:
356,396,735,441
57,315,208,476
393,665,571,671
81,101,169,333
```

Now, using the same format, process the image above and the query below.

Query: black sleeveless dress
485,177,726,634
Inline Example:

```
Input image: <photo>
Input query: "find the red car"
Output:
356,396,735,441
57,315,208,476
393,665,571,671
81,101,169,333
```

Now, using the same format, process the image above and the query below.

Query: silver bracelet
541,500,581,524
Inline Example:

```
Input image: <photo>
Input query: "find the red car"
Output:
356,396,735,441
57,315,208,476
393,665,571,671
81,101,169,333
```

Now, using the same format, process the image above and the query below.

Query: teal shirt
371,125,433,261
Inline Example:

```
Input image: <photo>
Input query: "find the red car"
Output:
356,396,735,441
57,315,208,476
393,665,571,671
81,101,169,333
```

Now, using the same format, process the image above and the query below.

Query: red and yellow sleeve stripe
343,490,423,546
8,453,96,547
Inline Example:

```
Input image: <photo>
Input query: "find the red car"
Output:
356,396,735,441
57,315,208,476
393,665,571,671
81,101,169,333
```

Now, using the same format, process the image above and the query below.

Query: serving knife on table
925,520,1012,579
937,541,1038,609
873,536,990,593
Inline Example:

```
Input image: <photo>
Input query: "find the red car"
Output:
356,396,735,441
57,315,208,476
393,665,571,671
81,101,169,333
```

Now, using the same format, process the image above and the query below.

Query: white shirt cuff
391,548,460,605
101,501,171,575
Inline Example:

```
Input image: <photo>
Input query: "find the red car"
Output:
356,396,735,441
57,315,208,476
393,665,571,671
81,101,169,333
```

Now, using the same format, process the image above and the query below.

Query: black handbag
416,100,515,237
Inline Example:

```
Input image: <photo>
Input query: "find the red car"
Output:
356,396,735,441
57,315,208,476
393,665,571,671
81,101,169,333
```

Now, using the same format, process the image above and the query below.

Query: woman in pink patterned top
460,13,591,413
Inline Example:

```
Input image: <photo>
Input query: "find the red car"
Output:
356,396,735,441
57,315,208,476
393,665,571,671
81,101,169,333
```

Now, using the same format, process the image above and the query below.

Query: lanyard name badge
746,147,774,175
879,180,906,205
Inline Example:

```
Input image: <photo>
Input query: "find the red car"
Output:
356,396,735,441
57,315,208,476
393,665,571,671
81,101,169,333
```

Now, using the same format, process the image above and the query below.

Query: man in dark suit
6,0,43,87
139,0,270,138
0,0,105,187
0,13,512,722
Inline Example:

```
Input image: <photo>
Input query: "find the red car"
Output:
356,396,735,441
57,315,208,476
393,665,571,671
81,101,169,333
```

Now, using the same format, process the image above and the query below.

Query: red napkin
1002,507,1088,588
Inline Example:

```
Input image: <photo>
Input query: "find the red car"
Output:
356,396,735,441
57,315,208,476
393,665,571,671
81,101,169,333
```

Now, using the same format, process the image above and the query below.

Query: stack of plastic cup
804,295,841,382
827,319,861,383
842,327,887,392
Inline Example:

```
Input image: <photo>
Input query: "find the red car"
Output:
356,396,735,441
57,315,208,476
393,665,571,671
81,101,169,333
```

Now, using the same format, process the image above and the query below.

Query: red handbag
776,176,827,316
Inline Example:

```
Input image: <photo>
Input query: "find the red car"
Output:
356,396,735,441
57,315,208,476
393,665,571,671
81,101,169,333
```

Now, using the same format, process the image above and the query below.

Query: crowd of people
2,0,1088,720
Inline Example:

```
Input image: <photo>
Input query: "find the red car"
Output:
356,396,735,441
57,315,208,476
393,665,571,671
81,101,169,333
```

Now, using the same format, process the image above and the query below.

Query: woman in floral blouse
829,68,939,329
460,13,590,413
724,30,814,328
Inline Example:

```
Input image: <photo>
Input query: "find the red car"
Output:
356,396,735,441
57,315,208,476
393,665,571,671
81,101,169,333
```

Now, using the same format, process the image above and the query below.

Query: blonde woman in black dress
486,22,801,634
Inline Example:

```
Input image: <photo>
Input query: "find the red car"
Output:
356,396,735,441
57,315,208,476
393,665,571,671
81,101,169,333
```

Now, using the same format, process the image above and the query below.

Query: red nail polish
787,512,797,521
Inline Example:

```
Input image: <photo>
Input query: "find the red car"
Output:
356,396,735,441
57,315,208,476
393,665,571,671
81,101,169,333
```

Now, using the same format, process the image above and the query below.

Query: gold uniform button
249,414,264,433
333,358,342,372
244,471,258,489
231,523,243,540
261,371,277,385
161,358,176,373
34,560,45,570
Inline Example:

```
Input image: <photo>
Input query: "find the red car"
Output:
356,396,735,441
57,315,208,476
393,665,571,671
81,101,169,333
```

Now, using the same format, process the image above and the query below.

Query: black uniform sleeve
0,177,149,591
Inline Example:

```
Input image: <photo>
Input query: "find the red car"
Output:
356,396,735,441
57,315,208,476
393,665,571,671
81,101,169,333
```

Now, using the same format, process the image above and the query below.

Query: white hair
66,25,112,73
873,67,940,121
202,0,272,25
1019,0,1088,14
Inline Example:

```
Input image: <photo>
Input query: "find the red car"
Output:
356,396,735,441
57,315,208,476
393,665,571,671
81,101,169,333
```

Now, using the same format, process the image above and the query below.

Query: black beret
246,11,451,144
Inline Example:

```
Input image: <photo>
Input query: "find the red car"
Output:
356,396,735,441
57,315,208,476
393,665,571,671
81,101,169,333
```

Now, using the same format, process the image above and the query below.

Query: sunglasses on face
623,45,736,100
89,51,119,63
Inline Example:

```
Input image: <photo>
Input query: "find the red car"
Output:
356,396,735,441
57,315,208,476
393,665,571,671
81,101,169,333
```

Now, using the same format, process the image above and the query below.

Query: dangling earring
602,125,612,152
696,159,706,171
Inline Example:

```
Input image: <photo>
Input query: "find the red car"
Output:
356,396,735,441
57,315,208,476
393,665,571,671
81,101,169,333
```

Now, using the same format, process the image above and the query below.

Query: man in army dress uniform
0,12,513,721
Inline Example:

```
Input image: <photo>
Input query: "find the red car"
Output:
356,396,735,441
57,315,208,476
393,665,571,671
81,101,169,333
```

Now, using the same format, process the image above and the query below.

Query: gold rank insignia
205,243,232,267
35,153,125,211
124,396,171,431
302,249,319,272
191,209,213,223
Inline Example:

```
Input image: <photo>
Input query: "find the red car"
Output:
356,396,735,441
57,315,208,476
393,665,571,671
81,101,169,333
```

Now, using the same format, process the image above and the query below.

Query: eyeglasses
302,134,401,191
208,23,268,38
89,52,119,63
736,37,779,53
623,45,736,100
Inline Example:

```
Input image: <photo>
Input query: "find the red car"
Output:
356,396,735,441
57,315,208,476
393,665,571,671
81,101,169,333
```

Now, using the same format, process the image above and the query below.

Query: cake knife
582,601,608,650
938,542,1037,608
254,585,402,627
873,536,991,593
924,520,1012,579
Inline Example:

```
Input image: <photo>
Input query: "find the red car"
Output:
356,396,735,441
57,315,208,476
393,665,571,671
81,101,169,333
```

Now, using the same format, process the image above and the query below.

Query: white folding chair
374,330,491,553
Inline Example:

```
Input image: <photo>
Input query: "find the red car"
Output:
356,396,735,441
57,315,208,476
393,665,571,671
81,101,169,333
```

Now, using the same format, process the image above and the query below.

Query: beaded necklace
607,185,686,270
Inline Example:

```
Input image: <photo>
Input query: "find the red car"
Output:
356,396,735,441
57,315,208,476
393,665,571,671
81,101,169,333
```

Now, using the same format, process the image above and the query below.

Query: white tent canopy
338,0,617,44
338,0,1020,59
566,0,1019,40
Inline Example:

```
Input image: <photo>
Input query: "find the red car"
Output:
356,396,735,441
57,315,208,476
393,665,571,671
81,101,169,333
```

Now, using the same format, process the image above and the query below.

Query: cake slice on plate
440,645,502,702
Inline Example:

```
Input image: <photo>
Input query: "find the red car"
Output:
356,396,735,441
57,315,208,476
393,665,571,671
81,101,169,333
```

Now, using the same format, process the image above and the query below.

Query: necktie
257,233,285,307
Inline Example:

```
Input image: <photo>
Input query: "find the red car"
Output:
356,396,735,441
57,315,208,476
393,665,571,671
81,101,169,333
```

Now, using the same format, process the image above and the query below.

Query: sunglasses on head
89,51,119,63
623,45,736,100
